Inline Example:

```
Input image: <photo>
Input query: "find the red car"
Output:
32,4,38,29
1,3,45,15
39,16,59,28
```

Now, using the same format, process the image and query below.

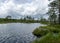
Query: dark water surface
0,23,43,43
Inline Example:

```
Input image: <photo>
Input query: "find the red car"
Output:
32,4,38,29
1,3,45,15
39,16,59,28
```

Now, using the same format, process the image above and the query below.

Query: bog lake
0,23,44,43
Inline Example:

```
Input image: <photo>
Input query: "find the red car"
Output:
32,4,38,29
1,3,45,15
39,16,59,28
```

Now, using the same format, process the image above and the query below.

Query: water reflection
0,23,41,43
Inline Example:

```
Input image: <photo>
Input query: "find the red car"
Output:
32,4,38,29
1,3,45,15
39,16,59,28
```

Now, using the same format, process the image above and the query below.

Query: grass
40,25,60,33
33,32,60,43
32,28,48,37
40,21,49,24
32,25,60,43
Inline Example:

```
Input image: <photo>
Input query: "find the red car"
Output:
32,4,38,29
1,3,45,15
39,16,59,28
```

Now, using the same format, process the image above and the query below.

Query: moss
32,25,60,43
32,28,48,37
40,25,60,33
32,25,60,37
33,33,60,43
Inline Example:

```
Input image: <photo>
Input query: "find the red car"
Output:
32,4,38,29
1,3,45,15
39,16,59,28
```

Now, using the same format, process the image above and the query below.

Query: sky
0,0,49,19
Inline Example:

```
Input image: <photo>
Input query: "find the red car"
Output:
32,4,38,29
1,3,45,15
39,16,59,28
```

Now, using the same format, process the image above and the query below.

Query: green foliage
32,25,60,43
40,21,49,24
48,0,60,24
47,8,57,24
0,18,40,23
40,25,60,33
32,28,48,37
33,33,60,43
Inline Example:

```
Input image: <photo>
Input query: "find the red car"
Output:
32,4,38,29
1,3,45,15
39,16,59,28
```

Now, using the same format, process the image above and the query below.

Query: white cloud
0,0,49,18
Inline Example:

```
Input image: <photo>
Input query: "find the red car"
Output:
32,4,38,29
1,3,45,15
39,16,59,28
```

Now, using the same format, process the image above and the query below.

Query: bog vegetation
0,16,40,23
32,0,60,43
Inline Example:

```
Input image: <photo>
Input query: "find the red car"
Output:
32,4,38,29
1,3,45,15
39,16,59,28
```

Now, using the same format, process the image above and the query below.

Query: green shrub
32,28,48,37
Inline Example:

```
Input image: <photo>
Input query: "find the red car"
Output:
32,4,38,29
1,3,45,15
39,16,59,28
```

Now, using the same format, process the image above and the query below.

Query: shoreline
32,24,60,43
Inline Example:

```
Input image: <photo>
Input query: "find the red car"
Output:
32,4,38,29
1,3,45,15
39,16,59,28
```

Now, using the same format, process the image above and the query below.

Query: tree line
47,0,60,24
0,15,40,23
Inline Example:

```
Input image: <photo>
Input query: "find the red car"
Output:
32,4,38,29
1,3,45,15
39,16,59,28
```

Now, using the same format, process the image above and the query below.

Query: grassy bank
32,25,60,43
